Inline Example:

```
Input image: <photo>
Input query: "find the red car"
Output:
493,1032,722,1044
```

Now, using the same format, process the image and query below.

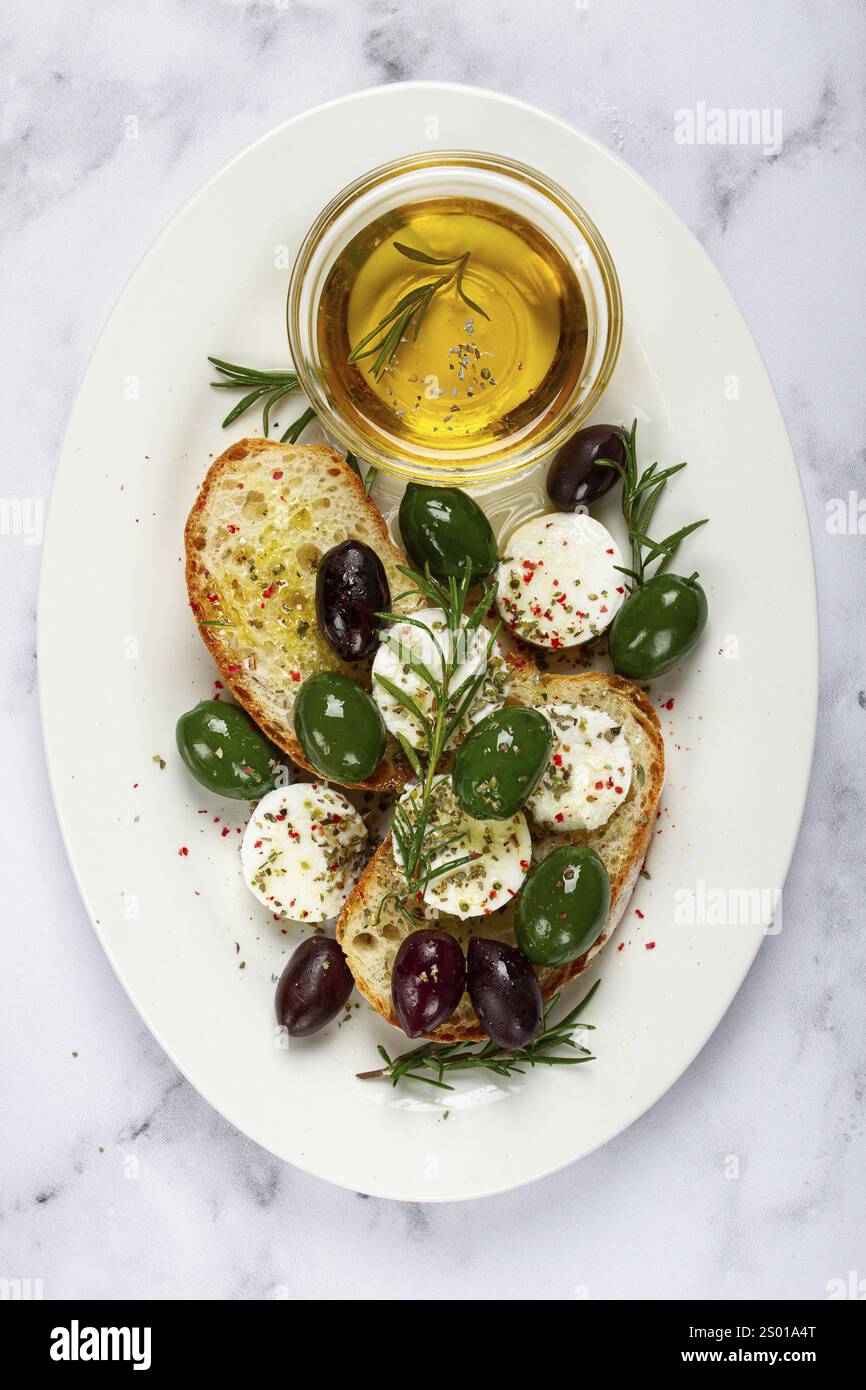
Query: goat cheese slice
527,702,632,832
372,606,509,750
242,783,367,922
496,513,625,648
392,775,531,920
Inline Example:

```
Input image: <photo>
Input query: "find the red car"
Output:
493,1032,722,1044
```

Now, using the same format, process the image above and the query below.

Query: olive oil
318,197,588,461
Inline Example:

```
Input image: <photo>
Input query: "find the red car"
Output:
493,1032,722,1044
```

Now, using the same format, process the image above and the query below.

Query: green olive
176,700,281,799
452,707,553,820
293,671,386,783
516,846,611,966
608,573,708,680
398,483,498,583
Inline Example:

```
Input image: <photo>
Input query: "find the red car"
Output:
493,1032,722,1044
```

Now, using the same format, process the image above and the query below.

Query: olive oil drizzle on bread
184,438,411,792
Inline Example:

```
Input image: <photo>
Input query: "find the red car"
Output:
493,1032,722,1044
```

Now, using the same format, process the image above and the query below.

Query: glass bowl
287,151,622,486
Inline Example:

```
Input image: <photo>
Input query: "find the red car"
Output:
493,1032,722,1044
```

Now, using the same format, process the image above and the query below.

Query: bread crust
184,437,410,792
337,664,665,1041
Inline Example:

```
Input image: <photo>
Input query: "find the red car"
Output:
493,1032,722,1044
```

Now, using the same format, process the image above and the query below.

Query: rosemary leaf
281,405,316,445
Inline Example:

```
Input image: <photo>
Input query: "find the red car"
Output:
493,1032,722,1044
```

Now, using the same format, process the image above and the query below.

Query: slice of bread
337,662,664,1041
184,437,411,791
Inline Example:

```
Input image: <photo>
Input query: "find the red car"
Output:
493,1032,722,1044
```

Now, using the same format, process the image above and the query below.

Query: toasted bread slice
337,663,664,1041
185,437,411,791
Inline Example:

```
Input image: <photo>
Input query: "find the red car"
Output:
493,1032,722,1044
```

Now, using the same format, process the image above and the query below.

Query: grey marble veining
2,0,865,1299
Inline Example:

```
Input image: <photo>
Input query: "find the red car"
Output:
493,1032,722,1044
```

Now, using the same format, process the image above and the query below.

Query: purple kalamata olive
546,424,627,512
391,930,466,1038
316,539,390,662
275,937,354,1037
467,938,543,1048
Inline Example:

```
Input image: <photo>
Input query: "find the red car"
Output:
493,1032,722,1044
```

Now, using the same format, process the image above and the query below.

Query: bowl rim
286,147,623,484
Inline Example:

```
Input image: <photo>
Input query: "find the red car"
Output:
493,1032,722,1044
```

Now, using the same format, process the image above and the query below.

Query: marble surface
2,0,864,1300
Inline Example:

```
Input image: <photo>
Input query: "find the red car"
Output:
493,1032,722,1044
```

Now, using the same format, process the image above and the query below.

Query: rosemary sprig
598,420,708,588
208,357,378,493
346,451,378,498
208,357,299,435
348,242,490,380
358,980,601,1090
280,405,315,444
374,557,500,904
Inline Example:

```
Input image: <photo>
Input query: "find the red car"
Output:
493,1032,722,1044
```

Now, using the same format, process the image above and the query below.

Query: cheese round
496,512,625,648
527,702,632,832
241,783,367,922
372,606,509,750
392,776,531,920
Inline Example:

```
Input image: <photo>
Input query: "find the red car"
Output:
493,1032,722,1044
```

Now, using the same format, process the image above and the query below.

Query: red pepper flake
614,785,623,795
553,753,563,767
550,637,563,650
214,681,223,689
616,586,625,594
617,942,625,952
663,698,675,710
554,812,564,823
227,664,241,672
178,846,189,856
599,605,608,614
253,840,262,849
645,941,656,950
262,584,277,599
635,908,645,919
272,470,283,480
207,593,219,604
221,827,229,838
226,524,239,534
519,859,529,869
290,670,301,682
606,548,614,555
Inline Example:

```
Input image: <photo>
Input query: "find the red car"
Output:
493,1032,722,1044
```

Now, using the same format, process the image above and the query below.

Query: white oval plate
39,83,817,1202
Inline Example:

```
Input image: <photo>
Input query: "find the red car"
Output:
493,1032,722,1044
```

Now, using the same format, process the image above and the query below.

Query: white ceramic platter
39,83,818,1201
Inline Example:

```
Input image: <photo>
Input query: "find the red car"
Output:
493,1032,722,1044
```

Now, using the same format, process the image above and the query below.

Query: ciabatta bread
337,664,664,1041
185,438,411,791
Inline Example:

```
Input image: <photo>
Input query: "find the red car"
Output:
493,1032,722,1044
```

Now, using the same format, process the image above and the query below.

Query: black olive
391,930,466,1038
546,424,627,511
467,938,544,1048
315,539,390,662
275,937,354,1037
